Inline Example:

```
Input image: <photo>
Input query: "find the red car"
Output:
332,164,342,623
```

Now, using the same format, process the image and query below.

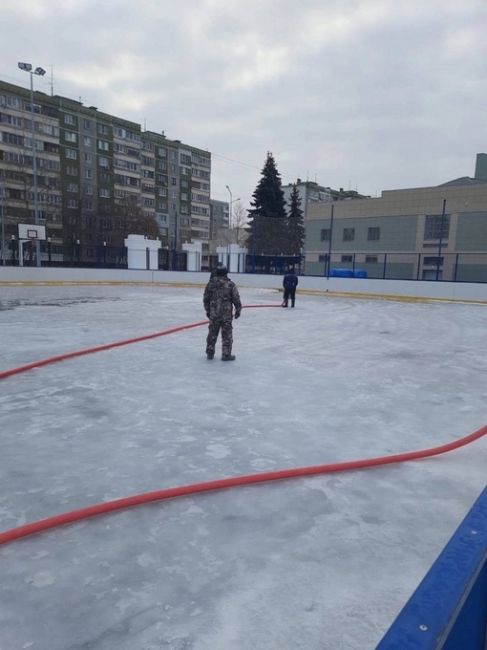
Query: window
365,255,378,264
66,148,77,160
67,182,78,193
98,156,109,168
171,177,177,186
99,188,110,198
64,113,75,125
65,131,77,143
66,165,78,176
84,153,92,163
85,184,93,195
423,256,444,266
44,142,59,153
25,101,41,114
83,136,92,147
367,227,380,241
0,113,22,127
98,124,109,135
98,139,109,151
40,123,59,137
320,228,331,241
67,199,78,209
85,168,92,179
343,228,355,242
424,215,450,240
341,255,353,262
0,94,21,109
2,132,24,145
158,147,167,157
83,119,91,129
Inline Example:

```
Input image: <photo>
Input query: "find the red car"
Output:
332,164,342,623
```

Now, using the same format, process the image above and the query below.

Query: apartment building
282,179,369,218
209,199,229,239
305,154,487,282
0,79,211,262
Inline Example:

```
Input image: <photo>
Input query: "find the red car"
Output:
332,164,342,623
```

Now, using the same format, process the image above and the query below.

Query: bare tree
111,194,160,247
231,200,248,247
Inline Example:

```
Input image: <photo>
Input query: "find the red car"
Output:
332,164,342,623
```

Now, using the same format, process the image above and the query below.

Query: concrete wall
1,266,487,302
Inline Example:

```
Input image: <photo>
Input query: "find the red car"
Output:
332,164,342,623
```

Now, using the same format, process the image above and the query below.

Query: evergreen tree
287,184,305,255
247,152,288,255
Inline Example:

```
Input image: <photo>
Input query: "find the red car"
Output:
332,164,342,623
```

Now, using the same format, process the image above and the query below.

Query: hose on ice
1,424,485,546
0,304,280,380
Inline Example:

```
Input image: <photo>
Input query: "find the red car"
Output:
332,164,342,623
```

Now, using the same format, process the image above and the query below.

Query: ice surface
0,284,486,649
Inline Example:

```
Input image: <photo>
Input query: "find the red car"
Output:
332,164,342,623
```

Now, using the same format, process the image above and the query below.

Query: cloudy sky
1,0,486,209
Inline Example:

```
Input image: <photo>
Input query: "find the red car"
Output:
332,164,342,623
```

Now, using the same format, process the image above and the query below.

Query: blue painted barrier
377,486,487,649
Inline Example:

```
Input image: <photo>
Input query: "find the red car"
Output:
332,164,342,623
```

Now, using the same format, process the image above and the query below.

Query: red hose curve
1,424,485,546
0,304,280,381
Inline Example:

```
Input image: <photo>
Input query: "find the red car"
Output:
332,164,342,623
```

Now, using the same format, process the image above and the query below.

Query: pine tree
247,153,288,255
287,184,305,255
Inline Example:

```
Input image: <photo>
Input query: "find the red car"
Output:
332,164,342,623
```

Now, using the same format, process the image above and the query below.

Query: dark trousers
206,318,233,356
283,287,296,307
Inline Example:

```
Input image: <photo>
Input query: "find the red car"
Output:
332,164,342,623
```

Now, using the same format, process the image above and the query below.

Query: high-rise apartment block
0,79,211,261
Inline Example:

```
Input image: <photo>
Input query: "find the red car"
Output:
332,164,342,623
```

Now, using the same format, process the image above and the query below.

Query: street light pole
225,185,232,269
18,62,46,268
225,185,233,231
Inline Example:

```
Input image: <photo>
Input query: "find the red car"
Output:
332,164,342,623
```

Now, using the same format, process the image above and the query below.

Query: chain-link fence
310,252,487,283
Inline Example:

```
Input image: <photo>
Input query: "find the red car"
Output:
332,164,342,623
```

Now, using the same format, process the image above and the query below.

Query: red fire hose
0,304,280,381
1,424,485,546
1,303,485,546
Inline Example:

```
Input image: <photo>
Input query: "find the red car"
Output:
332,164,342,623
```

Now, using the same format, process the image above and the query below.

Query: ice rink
0,283,486,650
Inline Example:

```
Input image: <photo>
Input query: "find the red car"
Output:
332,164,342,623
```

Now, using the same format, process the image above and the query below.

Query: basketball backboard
18,223,46,240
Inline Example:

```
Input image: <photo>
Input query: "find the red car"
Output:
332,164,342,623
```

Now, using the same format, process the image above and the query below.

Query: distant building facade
305,154,487,282
282,178,369,218
209,199,229,239
0,79,211,263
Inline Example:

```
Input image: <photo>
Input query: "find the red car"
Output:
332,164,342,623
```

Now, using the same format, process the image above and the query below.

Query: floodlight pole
19,63,46,267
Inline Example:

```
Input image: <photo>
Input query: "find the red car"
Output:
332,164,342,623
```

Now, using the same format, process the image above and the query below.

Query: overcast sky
1,0,486,209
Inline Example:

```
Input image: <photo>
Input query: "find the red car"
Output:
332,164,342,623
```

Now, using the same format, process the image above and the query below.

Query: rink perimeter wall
1,267,487,303
377,486,487,649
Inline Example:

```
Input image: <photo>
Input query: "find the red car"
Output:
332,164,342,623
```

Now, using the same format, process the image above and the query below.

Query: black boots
207,352,235,361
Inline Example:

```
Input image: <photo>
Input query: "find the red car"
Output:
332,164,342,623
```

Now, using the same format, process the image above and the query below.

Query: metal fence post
454,253,459,282
382,253,387,279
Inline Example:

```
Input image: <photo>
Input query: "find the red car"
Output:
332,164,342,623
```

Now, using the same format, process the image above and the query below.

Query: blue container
353,269,367,278
330,268,353,278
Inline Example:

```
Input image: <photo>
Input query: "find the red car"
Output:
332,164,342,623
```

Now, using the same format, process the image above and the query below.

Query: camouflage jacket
203,276,242,320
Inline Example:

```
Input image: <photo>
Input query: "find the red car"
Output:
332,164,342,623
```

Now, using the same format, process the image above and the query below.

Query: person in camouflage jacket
203,265,242,361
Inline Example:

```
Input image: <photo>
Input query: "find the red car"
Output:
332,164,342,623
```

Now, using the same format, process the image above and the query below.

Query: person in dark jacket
282,268,298,307
203,265,242,361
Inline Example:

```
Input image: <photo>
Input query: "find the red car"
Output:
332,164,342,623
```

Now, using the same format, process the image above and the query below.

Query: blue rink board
377,486,487,649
